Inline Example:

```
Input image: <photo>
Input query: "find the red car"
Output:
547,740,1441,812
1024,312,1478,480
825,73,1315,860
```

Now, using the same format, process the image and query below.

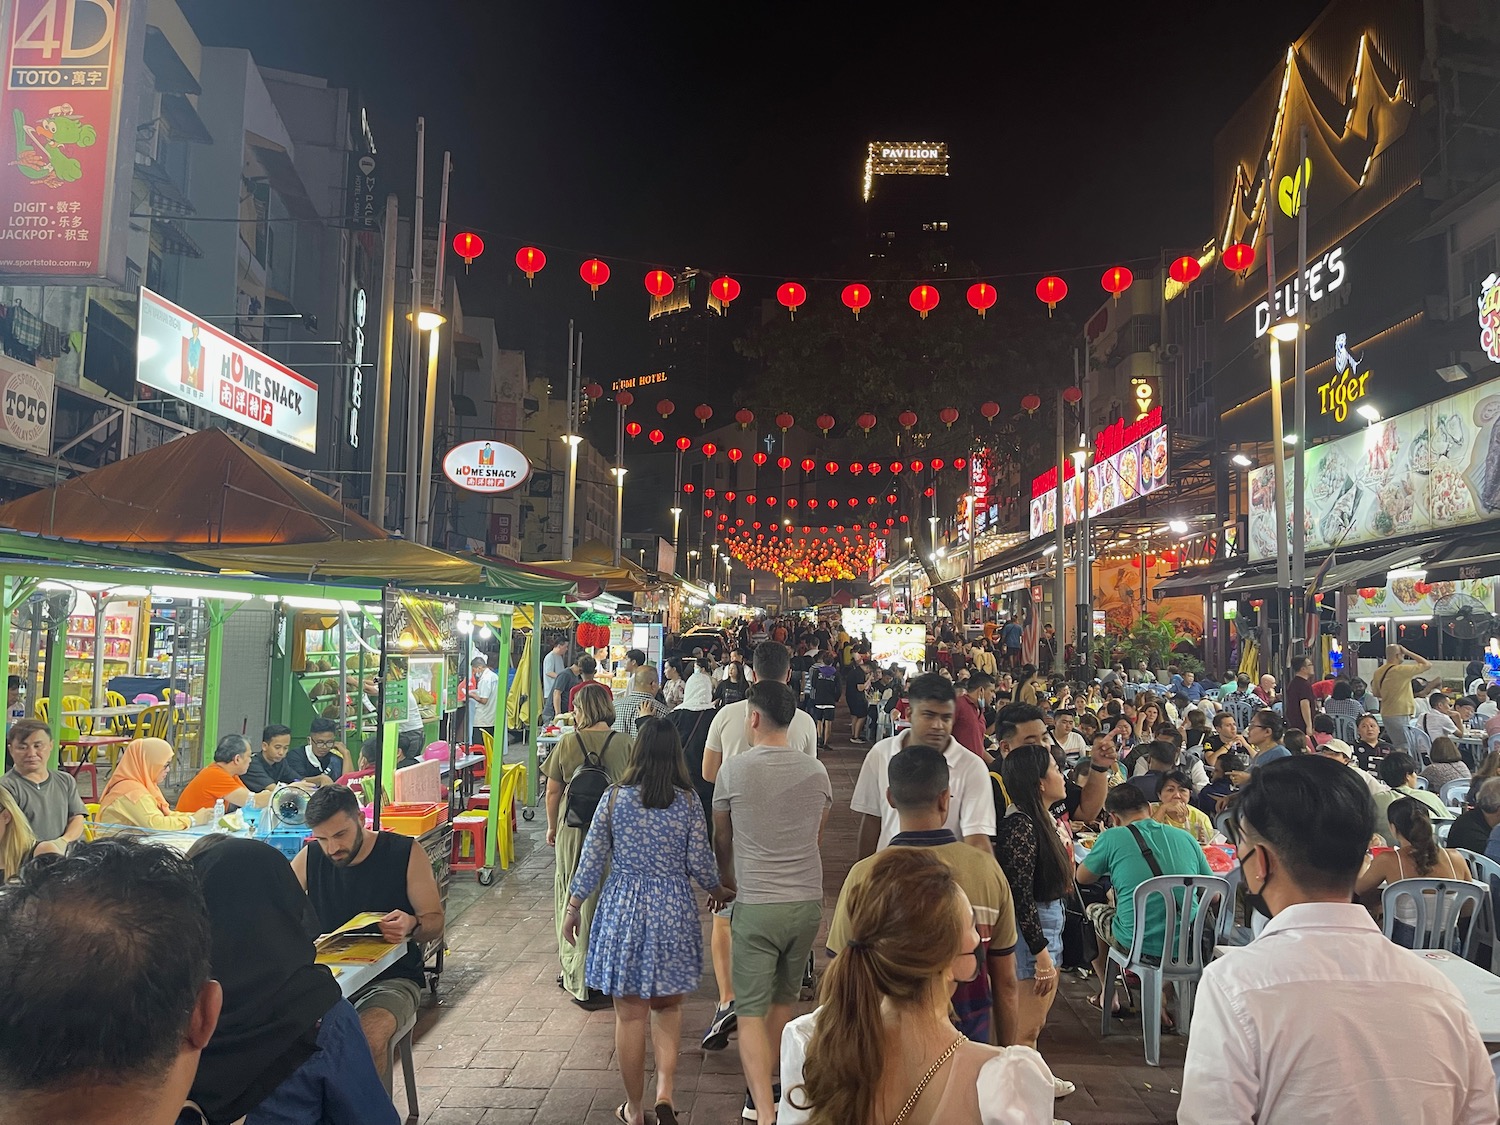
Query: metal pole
1265,148,1292,676
1075,349,1092,672
403,118,425,541
415,151,451,546
613,388,625,566
369,194,398,530
1290,124,1309,657
1052,392,1066,674
562,323,577,562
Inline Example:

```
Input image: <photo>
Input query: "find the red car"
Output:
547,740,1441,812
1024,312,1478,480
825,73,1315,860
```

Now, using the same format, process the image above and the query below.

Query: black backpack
564,732,618,830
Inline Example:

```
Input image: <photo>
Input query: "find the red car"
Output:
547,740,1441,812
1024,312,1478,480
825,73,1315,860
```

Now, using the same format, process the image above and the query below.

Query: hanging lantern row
615,400,1045,436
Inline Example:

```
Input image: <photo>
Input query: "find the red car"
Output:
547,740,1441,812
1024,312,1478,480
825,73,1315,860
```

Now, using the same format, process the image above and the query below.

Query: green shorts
352,976,422,1029
730,900,821,1018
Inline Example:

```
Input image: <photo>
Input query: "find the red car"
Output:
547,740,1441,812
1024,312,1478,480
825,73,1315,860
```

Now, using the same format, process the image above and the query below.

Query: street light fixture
1356,403,1381,422
1231,453,1253,468
1169,519,1189,534
406,309,447,332
1268,316,1302,342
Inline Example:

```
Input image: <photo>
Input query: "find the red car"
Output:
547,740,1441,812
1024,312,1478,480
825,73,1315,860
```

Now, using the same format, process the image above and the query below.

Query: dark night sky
184,1,1330,332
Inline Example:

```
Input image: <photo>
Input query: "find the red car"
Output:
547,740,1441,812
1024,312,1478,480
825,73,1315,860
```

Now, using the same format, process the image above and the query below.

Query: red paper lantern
616,390,634,407
898,410,917,430
856,412,877,435
727,448,743,463
967,282,997,318
684,482,696,493
850,462,864,475
645,269,674,299
1223,242,1255,275
787,498,798,508
1020,394,1042,414
909,284,939,319
890,461,904,474
931,458,945,470
515,245,545,283
1036,275,1067,315
1062,386,1083,405
775,412,794,433
734,408,755,429
694,403,713,427
711,275,741,308
453,231,485,267
702,442,717,457
815,413,836,436
753,452,767,466
657,399,674,419
869,462,882,475
580,258,610,296
704,488,716,498
1101,265,1133,300
765,496,776,506
1131,557,1142,569
724,491,736,501
648,429,664,445
776,455,791,471
801,458,815,473
909,460,924,473
885,493,897,504
808,499,819,509
923,486,935,497
826,498,838,508
824,461,839,474
625,421,642,438
842,283,871,319
939,406,959,428
777,282,806,319
953,457,967,470
583,382,603,400
980,401,1001,425
676,436,692,452
1144,553,1158,567
1169,255,1202,285
745,494,756,505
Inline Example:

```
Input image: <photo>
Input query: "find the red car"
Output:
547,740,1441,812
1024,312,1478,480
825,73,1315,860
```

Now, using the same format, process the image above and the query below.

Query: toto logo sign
441,440,531,494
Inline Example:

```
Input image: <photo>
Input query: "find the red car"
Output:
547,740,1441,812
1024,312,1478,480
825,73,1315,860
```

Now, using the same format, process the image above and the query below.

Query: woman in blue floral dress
565,717,732,1125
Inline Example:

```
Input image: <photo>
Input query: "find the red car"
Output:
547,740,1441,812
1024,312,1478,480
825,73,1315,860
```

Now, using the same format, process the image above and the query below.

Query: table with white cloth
1414,950,1500,1042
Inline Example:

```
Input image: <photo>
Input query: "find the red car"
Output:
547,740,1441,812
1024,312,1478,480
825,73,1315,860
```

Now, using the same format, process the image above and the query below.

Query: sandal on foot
655,1103,679,1125
613,1104,640,1125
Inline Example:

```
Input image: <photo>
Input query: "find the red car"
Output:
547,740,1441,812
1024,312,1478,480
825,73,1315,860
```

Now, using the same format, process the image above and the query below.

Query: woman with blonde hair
0,785,37,881
97,738,213,830
780,848,1054,1125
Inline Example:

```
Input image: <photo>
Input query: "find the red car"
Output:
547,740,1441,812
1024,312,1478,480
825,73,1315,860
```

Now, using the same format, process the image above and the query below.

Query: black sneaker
742,1083,781,1121
701,1001,736,1050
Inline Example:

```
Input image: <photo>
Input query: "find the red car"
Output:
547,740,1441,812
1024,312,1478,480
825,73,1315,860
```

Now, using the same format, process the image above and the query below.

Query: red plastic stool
450,812,488,873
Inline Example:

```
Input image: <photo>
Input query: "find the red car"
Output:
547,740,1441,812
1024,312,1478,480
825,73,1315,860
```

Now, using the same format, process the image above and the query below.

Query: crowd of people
536,613,1499,1124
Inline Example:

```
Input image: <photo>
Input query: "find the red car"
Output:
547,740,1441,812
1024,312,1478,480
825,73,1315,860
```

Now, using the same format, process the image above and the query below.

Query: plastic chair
1442,778,1471,808
129,704,171,742
59,694,92,734
1224,700,1253,731
1437,820,1454,845
1331,714,1358,744
103,690,129,734
1456,849,1500,973
1408,726,1433,764
1381,877,1486,958
32,698,47,723
1099,874,1231,1066
381,1005,420,1125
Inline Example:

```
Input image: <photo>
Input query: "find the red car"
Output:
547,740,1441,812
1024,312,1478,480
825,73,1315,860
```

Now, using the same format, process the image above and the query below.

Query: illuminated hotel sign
609,372,666,392
1253,244,1346,338
1029,408,1167,539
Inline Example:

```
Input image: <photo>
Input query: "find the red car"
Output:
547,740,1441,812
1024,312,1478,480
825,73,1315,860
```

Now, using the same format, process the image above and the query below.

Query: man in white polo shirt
699,641,817,1055
852,671,996,859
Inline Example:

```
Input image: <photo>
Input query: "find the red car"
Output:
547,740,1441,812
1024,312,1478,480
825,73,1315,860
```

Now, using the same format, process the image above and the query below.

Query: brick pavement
406,735,1185,1124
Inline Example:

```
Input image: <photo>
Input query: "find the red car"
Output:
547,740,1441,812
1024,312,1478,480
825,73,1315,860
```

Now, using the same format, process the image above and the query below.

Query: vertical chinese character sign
0,0,139,282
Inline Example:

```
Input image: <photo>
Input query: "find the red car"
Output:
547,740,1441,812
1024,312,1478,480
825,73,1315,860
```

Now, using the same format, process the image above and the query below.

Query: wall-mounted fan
1435,592,1496,640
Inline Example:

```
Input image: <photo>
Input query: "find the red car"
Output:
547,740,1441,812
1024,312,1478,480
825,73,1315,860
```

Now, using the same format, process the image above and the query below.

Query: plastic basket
374,802,444,836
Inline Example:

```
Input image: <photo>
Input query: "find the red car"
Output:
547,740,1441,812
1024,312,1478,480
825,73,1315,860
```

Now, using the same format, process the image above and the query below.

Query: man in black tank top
292,786,444,1083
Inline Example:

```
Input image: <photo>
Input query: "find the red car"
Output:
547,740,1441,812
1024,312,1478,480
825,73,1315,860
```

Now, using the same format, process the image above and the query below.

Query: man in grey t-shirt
713,680,831,1124
1,718,85,855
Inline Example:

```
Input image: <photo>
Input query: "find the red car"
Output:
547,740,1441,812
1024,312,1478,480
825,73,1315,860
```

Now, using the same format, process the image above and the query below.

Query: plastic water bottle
212,799,225,825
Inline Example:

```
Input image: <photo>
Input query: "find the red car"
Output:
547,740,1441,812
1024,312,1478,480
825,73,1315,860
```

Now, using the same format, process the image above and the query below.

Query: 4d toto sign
442,440,531,494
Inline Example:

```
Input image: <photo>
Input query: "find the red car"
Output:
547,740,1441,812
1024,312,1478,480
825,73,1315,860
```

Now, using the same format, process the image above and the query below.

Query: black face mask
1241,844,1274,920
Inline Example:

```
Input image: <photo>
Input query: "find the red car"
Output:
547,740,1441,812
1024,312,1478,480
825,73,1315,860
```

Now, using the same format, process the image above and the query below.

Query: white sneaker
1053,1077,1076,1098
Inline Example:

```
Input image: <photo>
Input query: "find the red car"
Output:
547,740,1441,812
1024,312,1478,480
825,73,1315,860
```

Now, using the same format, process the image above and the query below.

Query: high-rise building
860,141,951,271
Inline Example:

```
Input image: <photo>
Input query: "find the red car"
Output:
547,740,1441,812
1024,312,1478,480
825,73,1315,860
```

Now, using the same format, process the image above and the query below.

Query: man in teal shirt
1076,783,1211,1017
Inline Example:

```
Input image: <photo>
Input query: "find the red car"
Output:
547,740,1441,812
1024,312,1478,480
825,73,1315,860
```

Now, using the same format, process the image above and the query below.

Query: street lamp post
611,467,628,565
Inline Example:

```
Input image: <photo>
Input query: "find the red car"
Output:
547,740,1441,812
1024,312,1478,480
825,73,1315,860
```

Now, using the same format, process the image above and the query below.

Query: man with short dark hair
1132,721,1209,792
713,680,832,1124
289,717,343,785
1284,656,1316,735
1179,757,1496,1123
1228,710,1290,786
469,655,500,744
176,734,271,813
852,672,997,859
1447,775,1500,856
552,655,582,718
568,654,612,709
0,838,222,1125
243,724,300,792
293,785,444,1083
1418,691,1460,743
541,639,569,723
952,671,994,760
828,745,1019,1045
1,719,84,855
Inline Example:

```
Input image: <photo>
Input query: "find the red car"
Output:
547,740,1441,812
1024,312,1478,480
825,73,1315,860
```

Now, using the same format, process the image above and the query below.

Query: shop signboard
441,439,531,494
1248,381,1500,561
136,287,319,452
0,353,50,452
1029,407,1168,538
1346,577,1492,618
1481,272,1500,365
871,622,924,677
841,607,877,641
383,656,407,722
0,0,141,283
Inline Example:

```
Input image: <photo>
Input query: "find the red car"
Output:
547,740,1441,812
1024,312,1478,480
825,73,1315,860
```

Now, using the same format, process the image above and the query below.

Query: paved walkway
407,736,1185,1124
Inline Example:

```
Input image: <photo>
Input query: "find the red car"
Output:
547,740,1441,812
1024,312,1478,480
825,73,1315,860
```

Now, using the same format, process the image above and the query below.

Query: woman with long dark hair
564,717,732,1125
780,848,1054,1124
1356,796,1473,948
994,744,1074,1051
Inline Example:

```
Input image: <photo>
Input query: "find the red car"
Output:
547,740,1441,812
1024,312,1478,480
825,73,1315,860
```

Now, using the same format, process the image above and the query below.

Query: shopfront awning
1222,563,1283,596
964,536,1053,584
181,539,486,584
1150,559,1245,599
1313,541,1439,594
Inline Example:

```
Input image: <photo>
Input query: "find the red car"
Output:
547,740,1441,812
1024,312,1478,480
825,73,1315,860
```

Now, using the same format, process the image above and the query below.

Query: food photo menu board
1030,408,1168,538
1248,384,1500,561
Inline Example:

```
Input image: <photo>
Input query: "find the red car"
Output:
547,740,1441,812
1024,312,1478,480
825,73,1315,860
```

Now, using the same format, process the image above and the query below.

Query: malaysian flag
1022,587,1041,667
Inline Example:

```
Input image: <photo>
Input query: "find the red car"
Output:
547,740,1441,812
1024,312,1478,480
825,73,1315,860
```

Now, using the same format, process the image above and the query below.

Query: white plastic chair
1099,874,1230,1066
1436,820,1454,846
1224,700,1253,731
1441,778,1471,808
1456,849,1500,973
1380,877,1486,958
1330,713,1358,744
1408,726,1433,764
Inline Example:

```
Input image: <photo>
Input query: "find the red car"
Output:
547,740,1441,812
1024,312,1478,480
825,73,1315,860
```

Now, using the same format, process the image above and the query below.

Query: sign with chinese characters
1248,382,1500,561
0,354,50,452
347,288,365,447
1480,272,1499,364
0,0,139,282
136,287,319,452
1029,408,1168,538
441,439,531,494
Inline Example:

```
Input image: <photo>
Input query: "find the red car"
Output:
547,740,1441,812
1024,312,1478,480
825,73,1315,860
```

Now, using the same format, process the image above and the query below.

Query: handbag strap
889,1035,966,1125
1126,823,1165,878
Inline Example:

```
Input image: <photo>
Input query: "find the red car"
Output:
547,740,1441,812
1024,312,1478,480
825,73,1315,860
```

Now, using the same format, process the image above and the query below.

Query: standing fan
1434,592,1496,641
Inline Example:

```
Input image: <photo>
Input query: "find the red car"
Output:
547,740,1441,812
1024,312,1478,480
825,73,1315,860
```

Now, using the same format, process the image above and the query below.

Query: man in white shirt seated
1479,684,1500,722
1178,755,1496,1125
1417,691,1460,742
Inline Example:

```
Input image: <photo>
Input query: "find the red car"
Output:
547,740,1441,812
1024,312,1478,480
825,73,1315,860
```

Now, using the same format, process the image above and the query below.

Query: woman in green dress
544,682,635,1007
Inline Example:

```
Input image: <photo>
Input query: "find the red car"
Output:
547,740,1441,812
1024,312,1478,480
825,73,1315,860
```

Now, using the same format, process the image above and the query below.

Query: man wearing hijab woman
186,836,397,1125
97,738,213,830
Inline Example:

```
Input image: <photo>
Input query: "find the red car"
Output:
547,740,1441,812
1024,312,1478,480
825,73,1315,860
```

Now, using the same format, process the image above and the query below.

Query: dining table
1410,949,1500,1042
